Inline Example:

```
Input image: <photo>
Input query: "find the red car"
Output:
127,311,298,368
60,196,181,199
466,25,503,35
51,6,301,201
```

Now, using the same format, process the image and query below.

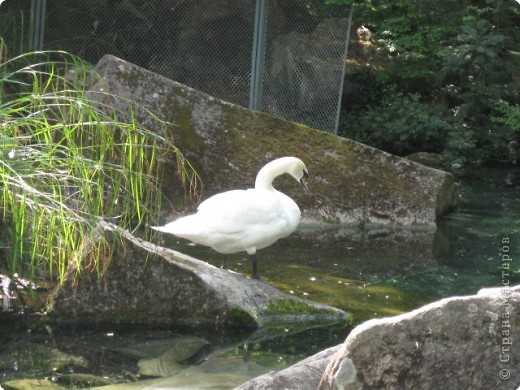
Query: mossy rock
47,221,348,327
405,152,446,170
90,55,458,226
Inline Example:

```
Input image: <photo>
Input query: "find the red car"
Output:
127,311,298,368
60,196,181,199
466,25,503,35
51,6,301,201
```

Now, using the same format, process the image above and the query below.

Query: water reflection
166,223,442,283
266,224,442,282
164,167,519,322
0,321,349,388
163,223,444,322
1,168,518,388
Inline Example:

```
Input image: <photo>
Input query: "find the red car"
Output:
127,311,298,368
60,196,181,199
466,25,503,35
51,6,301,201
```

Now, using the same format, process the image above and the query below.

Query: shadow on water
1,168,519,388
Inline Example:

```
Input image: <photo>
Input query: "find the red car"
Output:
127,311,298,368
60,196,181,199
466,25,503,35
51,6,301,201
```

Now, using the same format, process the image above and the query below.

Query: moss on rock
47,221,348,327
91,55,458,226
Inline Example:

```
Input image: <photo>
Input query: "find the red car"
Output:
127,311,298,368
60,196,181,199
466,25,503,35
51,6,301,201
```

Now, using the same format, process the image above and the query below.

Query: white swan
151,157,309,279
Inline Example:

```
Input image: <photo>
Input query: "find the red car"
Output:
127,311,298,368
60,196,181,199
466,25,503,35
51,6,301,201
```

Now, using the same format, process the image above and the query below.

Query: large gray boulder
319,285,520,390
233,285,519,389
89,55,458,226
47,221,348,326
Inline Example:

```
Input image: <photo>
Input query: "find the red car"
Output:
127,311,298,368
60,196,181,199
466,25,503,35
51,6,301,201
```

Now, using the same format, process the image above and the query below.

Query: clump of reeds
0,45,199,284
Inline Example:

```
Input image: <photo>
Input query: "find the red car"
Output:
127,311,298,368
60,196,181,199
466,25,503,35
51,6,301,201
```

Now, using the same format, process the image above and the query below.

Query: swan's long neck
255,158,291,190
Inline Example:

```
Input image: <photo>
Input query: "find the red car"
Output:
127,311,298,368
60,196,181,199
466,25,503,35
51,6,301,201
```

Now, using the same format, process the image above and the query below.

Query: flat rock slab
319,285,520,390
89,55,458,226
47,221,348,326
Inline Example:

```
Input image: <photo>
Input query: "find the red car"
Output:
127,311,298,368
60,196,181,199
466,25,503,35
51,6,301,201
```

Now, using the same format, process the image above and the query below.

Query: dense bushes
341,93,450,155
337,1,519,169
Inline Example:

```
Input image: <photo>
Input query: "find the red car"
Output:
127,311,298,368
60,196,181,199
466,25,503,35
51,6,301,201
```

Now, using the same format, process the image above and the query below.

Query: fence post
249,0,268,111
29,0,46,51
333,5,354,135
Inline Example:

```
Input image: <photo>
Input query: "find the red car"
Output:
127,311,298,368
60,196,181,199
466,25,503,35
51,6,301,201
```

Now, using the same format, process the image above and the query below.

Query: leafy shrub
490,100,520,163
439,6,518,166
493,100,520,132
340,93,450,156
340,3,519,169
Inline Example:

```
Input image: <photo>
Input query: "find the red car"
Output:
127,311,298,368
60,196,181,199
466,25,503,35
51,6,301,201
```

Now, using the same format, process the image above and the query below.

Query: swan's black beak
300,171,309,194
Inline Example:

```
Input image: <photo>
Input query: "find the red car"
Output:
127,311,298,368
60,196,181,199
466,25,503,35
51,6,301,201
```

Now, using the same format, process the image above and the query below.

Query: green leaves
493,100,520,132
342,93,450,156
0,50,200,283
339,1,519,168
443,12,509,83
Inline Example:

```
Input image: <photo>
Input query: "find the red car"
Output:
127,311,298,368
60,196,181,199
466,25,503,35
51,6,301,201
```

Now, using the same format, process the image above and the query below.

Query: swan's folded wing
197,189,285,234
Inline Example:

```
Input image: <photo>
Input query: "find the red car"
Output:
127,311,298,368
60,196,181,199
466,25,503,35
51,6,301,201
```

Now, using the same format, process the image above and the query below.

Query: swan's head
255,156,309,192
286,157,309,193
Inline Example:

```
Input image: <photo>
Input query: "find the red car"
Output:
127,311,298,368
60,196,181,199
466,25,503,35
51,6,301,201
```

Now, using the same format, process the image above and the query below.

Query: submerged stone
114,336,209,361
236,345,340,390
90,357,271,390
135,336,209,377
89,55,458,226
0,341,88,379
1,379,66,390
56,374,112,388
47,221,348,326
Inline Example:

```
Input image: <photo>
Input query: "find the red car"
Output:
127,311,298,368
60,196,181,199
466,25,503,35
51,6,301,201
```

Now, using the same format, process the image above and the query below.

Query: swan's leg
249,254,259,280
220,255,227,270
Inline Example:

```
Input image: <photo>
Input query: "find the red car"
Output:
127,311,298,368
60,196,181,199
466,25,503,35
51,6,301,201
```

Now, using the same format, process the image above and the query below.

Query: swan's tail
149,220,184,235
149,215,203,237
149,224,172,233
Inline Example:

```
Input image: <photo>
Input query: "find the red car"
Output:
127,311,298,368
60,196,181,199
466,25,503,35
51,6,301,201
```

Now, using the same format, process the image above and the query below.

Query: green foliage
442,8,511,93
490,100,520,162
339,1,520,168
493,100,520,132
341,93,451,155
442,122,478,168
439,5,518,165
325,0,375,10
0,49,200,283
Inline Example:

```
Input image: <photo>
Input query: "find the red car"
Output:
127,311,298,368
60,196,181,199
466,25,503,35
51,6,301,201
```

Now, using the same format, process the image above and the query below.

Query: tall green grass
0,47,200,284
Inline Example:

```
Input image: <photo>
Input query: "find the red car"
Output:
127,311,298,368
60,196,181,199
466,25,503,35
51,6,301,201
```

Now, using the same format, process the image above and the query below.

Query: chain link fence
1,0,350,133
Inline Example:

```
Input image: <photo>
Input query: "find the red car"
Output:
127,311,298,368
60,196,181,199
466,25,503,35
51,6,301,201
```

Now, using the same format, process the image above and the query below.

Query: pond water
1,168,518,389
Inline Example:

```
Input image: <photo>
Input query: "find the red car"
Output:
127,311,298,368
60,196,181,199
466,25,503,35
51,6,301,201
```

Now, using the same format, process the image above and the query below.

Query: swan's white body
151,157,308,278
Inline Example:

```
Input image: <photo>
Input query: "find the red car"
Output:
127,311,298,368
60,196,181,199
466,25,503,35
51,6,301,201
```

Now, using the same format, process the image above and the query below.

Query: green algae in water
166,168,519,324
229,308,258,328
264,299,322,316
3,168,518,386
